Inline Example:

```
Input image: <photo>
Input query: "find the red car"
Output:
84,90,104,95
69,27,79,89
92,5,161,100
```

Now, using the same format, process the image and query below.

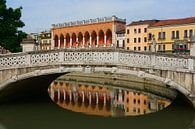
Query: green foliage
0,0,26,52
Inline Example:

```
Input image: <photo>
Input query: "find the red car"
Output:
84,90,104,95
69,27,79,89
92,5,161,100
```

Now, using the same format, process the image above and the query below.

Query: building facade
116,29,125,49
39,31,52,50
125,20,158,51
51,16,126,49
148,17,195,53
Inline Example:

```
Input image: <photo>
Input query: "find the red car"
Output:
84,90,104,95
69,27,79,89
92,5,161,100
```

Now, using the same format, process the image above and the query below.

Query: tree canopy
0,0,26,52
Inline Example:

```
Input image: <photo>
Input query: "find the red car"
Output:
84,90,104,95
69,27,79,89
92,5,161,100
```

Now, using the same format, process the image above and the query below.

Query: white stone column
104,35,107,47
96,92,99,104
58,40,60,49
70,38,72,49
82,91,85,103
51,88,54,100
89,92,92,104
103,93,106,105
96,36,99,48
64,39,66,49
89,36,92,48
63,90,66,100
76,37,79,48
82,37,85,48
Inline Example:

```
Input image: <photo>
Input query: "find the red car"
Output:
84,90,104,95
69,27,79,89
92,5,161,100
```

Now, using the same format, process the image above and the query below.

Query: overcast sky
6,0,195,33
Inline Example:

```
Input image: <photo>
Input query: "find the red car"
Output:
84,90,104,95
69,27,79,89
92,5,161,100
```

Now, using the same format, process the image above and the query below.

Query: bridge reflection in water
48,80,171,117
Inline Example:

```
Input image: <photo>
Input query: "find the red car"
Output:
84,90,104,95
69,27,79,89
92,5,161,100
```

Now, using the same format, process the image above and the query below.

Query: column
63,90,66,101
82,37,85,48
82,91,85,103
58,39,60,49
64,39,66,49
104,35,107,47
96,92,99,104
51,88,54,100
89,92,92,104
76,37,79,48
96,36,99,48
70,38,72,49
103,93,106,105
89,36,92,48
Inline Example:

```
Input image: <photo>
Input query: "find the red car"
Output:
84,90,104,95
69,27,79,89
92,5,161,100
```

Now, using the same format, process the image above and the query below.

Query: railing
52,16,126,28
0,49,194,72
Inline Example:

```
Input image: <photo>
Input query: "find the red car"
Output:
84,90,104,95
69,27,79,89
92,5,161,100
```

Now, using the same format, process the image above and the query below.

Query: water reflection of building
48,80,171,117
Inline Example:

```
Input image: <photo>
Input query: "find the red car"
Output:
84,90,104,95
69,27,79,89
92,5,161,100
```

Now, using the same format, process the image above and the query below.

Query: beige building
125,20,158,51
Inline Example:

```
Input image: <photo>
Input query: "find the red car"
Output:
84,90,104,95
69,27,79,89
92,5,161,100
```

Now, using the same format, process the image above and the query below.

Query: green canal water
0,74,194,129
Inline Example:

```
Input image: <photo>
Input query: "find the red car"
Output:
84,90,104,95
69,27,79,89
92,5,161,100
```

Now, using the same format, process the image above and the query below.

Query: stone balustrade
0,49,194,72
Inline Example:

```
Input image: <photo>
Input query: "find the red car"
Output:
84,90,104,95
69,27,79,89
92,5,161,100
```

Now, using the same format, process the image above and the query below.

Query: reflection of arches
106,29,112,47
78,32,83,48
91,31,97,48
84,31,90,47
99,30,104,48
60,34,64,48
54,35,59,48
65,34,70,48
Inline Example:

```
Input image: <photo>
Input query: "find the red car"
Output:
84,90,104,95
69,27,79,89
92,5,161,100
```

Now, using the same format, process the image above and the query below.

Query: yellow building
125,20,158,51
39,31,52,50
148,17,195,53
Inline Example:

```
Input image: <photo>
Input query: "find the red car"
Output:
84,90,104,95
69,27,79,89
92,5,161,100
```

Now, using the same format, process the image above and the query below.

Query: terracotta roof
127,20,159,26
150,17,195,27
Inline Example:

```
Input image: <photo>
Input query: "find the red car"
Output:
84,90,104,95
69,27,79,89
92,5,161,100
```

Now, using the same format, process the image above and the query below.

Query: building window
138,47,141,51
148,33,152,40
176,30,180,39
134,29,137,34
127,29,130,34
133,99,136,104
134,38,137,43
190,29,193,38
117,40,119,47
158,32,161,40
127,108,129,112
127,38,130,43
144,37,147,42
127,47,130,50
163,44,166,51
138,28,141,33
184,30,188,38
149,46,151,51
158,45,161,51
138,108,140,113
138,38,141,43
144,100,147,105
144,28,147,33
138,99,140,104
172,31,175,39
126,98,129,103
133,107,136,112
123,40,125,48
144,46,147,51
162,32,166,39
134,47,136,51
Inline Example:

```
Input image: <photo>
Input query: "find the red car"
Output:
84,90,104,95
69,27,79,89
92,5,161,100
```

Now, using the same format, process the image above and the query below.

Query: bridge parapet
0,49,194,72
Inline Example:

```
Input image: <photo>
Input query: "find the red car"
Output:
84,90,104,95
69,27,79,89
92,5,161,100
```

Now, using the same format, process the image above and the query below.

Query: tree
0,0,26,52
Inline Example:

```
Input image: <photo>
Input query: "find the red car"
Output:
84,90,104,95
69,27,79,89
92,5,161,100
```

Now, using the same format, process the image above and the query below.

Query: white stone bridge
0,49,195,106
